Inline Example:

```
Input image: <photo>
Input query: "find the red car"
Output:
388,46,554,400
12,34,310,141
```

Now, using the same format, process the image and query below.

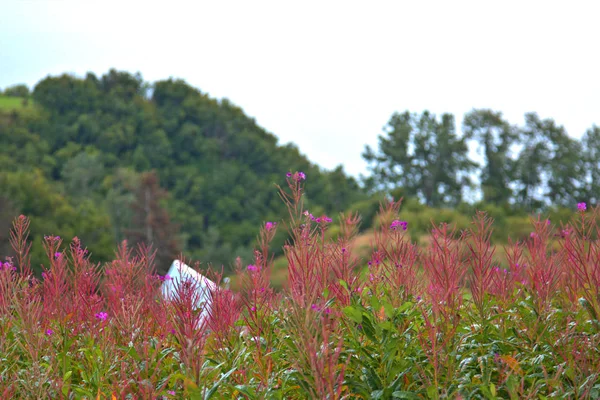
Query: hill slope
0,69,366,273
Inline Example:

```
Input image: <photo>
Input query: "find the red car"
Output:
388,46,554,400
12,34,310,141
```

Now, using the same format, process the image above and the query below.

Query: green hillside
0,95,29,110
0,70,366,274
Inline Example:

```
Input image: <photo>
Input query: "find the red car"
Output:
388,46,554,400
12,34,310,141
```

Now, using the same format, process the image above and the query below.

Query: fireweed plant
0,175,600,398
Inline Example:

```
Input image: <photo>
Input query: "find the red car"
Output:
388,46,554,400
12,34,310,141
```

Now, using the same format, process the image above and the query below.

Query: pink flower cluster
0,261,16,271
390,220,408,231
95,312,108,322
286,171,306,181
303,210,332,224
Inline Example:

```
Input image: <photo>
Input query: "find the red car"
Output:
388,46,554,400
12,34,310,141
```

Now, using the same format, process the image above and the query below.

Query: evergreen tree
363,111,476,207
463,109,516,205
582,125,600,206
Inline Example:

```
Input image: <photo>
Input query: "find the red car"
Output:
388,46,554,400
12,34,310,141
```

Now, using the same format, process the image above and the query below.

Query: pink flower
390,220,408,231
297,172,306,180
54,252,61,259
45,329,53,336
95,312,108,322
265,222,275,231
577,202,587,212
0,261,15,271
168,391,176,396
247,264,259,272
286,172,292,178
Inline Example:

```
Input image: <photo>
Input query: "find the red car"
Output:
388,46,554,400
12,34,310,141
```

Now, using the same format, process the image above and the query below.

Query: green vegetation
1,181,599,398
0,95,29,111
0,69,598,277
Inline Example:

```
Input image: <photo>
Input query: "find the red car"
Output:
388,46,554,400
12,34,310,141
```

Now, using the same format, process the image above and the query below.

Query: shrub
1,175,599,398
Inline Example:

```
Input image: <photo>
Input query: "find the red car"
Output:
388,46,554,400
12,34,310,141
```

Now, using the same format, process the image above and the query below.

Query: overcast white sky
1,1,599,178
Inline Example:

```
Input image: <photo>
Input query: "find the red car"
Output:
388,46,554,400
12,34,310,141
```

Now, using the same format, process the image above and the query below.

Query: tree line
0,70,597,274
363,110,598,210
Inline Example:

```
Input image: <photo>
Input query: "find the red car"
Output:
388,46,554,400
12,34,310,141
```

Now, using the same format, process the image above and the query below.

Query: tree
582,125,600,206
513,113,584,209
463,109,516,205
3,84,30,98
61,150,105,199
125,171,181,273
363,111,476,207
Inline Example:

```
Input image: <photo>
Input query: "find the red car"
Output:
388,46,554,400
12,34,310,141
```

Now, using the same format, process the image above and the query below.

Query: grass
1,172,600,398
0,95,29,111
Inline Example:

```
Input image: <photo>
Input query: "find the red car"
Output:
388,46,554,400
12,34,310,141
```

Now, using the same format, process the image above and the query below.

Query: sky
1,0,599,179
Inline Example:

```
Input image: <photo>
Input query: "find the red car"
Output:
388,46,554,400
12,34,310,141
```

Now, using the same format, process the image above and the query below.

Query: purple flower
45,329,53,336
286,172,292,178
1,262,15,271
54,252,61,259
297,172,306,181
251,306,256,312
247,264,259,272
168,391,176,396
341,247,346,253
578,202,587,212
311,304,319,311
265,222,275,231
323,216,332,223
95,312,108,322
390,220,408,231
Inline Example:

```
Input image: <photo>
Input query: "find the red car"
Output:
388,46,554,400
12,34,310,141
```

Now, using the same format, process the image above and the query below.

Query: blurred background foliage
0,70,596,275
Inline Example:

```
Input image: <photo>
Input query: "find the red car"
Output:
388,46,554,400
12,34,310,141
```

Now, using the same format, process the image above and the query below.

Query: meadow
1,172,599,399
0,95,29,111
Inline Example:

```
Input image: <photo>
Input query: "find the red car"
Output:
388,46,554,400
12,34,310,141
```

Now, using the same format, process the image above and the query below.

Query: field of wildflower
1,172,599,399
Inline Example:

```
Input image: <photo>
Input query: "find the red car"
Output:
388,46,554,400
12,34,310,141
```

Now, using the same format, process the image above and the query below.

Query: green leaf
383,301,395,319
339,279,349,291
343,306,363,323
426,385,438,399
392,391,420,399
204,367,236,399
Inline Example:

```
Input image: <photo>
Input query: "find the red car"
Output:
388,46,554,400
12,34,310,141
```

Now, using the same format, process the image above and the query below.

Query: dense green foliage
1,70,598,275
1,181,599,398
0,71,364,273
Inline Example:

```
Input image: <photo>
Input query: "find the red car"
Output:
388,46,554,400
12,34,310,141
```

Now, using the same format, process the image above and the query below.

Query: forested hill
0,69,366,273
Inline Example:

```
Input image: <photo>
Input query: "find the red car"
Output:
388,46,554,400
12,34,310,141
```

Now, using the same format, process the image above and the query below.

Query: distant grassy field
0,95,29,111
